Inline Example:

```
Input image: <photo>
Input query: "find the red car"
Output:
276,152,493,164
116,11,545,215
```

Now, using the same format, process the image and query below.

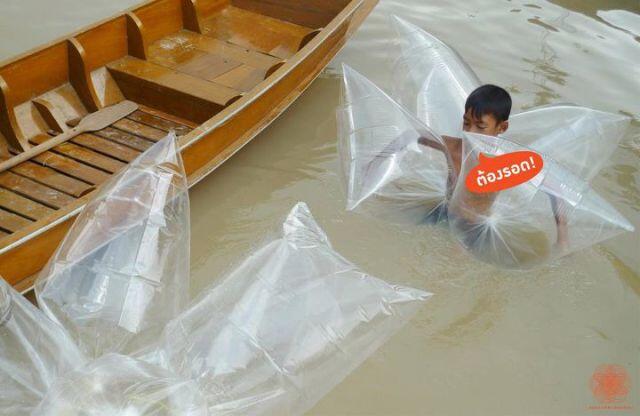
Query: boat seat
107,57,242,123
168,31,282,70
199,5,314,59
146,30,284,92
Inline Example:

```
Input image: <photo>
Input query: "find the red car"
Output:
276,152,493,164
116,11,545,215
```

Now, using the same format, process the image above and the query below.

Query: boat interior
0,0,351,241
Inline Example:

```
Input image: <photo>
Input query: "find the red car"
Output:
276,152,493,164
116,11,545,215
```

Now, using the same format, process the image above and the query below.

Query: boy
431,84,568,261
440,84,511,179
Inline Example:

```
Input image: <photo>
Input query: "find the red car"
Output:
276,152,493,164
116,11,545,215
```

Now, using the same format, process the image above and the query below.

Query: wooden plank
0,43,69,105
0,172,75,209
200,6,311,59
32,151,110,185
0,229,8,238
30,135,125,174
107,56,241,122
195,0,229,18
147,37,246,86
133,0,184,46
127,110,192,135
11,161,94,197
72,133,140,162
146,29,284,94
137,104,199,128
112,118,167,142
94,127,154,151
75,16,128,71
0,208,32,233
175,31,281,70
213,64,265,91
171,52,242,81
147,37,214,68
0,188,55,220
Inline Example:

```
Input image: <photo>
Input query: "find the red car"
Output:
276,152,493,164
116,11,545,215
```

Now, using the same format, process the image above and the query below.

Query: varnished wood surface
0,0,378,291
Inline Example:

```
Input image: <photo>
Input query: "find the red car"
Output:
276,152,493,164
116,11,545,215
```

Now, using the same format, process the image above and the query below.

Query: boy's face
462,109,509,136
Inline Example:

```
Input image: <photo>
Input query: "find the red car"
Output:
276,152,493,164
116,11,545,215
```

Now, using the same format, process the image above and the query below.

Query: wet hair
465,84,512,122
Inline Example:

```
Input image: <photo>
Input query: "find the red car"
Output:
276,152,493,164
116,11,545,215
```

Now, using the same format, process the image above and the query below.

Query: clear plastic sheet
0,279,83,414
338,64,452,223
33,354,208,416
146,202,431,415
389,15,630,179
447,132,634,268
35,133,190,359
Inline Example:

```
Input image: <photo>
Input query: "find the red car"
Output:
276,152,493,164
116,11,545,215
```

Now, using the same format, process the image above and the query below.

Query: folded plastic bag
0,278,83,414
36,133,190,359
33,354,208,416
338,64,452,223
146,202,430,415
390,15,630,180
447,132,634,268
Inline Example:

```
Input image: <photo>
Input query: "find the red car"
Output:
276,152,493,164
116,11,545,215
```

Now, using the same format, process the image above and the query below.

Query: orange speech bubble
465,151,544,193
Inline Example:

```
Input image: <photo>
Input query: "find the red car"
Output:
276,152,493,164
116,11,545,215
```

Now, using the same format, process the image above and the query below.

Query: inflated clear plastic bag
338,64,452,223
33,354,208,416
507,105,631,181
390,15,480,137
0,278,83,414
35,133,190,359
146,202,431,415
447,132,634,268
389,15,630,179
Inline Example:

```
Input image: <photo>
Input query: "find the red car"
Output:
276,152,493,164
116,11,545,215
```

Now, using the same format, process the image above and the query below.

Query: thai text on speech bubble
465,151,544,193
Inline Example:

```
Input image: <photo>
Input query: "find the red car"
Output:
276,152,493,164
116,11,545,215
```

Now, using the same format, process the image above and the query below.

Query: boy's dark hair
465,84,512,122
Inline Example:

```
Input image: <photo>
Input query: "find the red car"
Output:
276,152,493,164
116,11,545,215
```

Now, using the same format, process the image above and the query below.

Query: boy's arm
550,195,569,251
417,135,446,152
441,135,463,179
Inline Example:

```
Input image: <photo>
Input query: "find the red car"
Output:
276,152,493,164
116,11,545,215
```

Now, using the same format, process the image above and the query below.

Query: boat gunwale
0,0,368,259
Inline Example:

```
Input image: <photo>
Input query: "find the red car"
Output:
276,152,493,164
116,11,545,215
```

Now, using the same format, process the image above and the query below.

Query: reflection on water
549,0,640,20
0,0,638,415
598,9,640,41
523,12,568,107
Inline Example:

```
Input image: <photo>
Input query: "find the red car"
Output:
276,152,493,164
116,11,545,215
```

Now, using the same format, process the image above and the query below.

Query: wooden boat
0,0,378,292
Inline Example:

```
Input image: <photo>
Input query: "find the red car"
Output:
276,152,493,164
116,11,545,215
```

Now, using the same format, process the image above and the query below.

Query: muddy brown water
2,0,639,414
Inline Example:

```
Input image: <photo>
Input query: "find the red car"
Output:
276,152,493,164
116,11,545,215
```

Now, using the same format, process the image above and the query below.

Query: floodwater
2,0,639,415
